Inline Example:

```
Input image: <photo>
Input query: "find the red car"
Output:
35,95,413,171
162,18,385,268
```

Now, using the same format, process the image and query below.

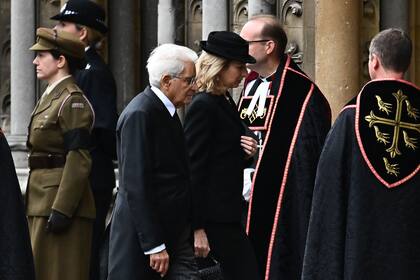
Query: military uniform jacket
26,76,95,219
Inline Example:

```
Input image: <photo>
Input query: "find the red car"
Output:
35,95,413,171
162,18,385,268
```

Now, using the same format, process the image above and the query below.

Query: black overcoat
0,131,35,280
107,87,191,279
184,91,251,228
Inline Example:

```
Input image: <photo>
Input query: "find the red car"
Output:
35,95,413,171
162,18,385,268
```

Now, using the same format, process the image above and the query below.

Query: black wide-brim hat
51,0,107,34
200,31,256,64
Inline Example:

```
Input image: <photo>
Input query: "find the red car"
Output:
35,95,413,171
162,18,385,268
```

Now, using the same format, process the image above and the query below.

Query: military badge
356,79,420,188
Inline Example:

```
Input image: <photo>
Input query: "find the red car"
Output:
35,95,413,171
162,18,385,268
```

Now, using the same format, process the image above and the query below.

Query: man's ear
160,74,173,91
371,53,380,71
266,40,276,55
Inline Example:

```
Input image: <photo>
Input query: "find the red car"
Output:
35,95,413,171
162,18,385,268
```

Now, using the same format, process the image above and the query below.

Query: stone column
109,0,137,111
202,0,228,39
380,0,409,32
315,1,360,120
411,0,420,85
9,0,36,168
248,0,274,18
158,0,176,44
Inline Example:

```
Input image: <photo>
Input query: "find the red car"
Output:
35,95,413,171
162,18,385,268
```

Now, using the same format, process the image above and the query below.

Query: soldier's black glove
46,210,72,233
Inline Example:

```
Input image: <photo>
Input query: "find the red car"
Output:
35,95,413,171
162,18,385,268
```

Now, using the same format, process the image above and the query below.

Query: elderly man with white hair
108,43,199,280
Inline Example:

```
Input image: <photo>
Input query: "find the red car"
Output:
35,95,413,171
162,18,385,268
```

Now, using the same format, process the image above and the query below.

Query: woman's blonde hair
195,51,229,95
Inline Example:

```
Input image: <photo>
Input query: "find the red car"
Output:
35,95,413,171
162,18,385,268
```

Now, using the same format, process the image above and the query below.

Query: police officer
27,27,95,280
51,2,118,279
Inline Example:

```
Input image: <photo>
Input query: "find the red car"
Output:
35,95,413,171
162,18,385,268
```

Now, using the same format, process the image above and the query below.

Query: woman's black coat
184,91,252,230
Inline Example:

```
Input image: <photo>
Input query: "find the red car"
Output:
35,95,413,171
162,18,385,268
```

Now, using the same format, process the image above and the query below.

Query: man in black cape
302,28,420,279
0,128,35,280
239,15,331,279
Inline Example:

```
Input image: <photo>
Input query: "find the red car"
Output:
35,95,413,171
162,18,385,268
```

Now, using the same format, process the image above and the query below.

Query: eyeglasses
173,76,196,86
246,39,270,44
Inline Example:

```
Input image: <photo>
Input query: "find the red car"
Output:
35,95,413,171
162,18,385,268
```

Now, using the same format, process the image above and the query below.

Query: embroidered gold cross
240,107,266,124
365,90,420,159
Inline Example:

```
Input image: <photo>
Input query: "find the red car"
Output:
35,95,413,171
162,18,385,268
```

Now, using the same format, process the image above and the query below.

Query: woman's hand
241,135,258,158
46,210,72,233
194,229,210,258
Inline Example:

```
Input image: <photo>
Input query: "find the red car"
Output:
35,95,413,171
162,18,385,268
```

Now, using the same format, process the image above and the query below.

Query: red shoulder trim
340,104,356,114
264,83,315,280
246,56,291,234
369,78,420,90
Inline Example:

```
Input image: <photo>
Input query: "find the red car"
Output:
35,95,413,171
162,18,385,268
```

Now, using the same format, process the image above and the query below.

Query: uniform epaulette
66,83,83,95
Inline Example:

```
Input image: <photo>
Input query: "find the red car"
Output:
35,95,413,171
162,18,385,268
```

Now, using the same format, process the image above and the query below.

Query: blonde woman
184,31,260,280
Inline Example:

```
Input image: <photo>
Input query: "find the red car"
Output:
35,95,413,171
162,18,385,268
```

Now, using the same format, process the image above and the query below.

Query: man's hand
46,210,72,233
194,229,210,258
149,249,169,277
241,135,258,158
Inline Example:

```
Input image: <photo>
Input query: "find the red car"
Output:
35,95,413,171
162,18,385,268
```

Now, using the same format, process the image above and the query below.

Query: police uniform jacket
74,47,118,192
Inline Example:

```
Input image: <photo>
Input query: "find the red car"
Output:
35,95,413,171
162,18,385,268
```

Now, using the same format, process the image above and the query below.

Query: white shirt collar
150,86,176,116
260,70,276,83
43,75,72,97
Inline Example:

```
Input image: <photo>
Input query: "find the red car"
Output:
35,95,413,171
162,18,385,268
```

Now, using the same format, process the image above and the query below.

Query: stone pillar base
7,134,29,193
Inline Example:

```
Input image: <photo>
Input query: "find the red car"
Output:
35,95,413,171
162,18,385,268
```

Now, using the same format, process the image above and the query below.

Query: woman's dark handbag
196,256,224,280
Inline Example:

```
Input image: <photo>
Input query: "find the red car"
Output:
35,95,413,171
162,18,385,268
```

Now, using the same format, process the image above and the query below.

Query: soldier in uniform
50,2,118,278
27,27,95,280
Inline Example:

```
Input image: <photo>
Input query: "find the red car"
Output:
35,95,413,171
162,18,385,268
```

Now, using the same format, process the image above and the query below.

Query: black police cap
51,0,107,34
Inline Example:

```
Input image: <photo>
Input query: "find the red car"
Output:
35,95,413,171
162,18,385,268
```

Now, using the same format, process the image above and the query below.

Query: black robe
302,79,420,279
0,130,35,280
239,55,331,279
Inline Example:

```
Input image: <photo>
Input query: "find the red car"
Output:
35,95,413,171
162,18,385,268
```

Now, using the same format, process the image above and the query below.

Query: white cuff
243,168,255,202
144,244,166,255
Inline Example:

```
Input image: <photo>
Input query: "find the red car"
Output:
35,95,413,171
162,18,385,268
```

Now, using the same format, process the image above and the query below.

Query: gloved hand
46,210,72,233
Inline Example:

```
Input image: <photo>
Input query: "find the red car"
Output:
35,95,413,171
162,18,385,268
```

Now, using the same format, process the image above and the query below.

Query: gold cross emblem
240,107,267,124
365,90,420,176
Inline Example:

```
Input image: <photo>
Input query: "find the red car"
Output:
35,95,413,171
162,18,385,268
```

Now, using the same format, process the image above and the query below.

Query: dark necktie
173,112,182,126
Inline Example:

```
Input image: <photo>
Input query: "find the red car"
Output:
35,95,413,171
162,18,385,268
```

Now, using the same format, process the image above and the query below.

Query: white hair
147,43,198,88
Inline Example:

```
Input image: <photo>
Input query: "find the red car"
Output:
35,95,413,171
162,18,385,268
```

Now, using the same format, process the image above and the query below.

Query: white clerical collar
151,86,176,116
43,75,72,97
259,70,276,83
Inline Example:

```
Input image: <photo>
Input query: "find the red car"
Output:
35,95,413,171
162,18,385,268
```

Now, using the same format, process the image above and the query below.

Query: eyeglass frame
172,75,197,86
246,39,271,44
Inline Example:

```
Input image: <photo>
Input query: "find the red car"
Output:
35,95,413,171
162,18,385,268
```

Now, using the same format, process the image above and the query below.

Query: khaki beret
29,27,85,60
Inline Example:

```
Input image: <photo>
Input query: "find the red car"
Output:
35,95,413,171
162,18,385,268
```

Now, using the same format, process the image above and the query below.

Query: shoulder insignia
356,79,420,188
71,102,85,109
67,83,83,95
